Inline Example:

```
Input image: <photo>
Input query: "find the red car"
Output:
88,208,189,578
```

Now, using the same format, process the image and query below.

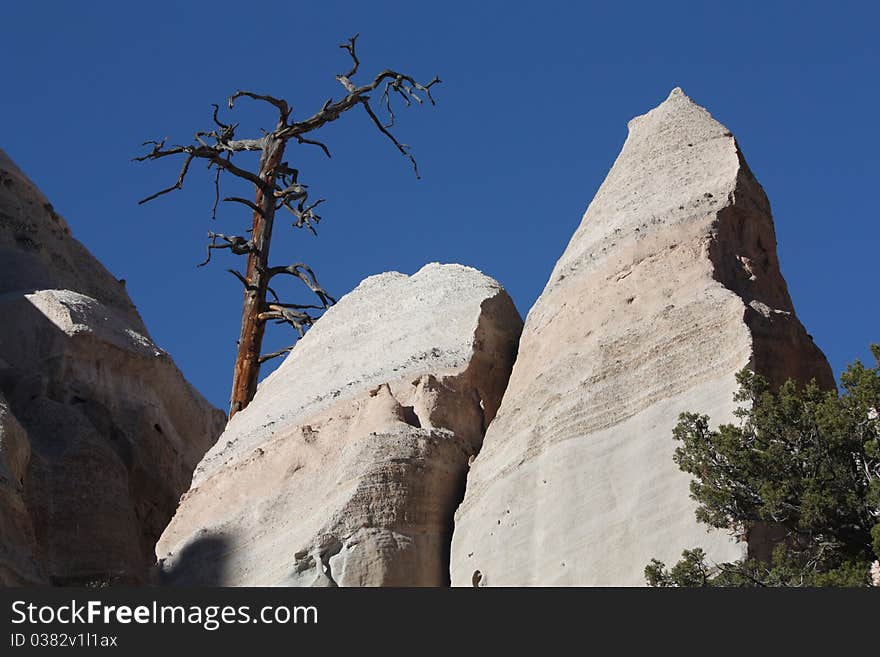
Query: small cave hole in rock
400,405,421,428
472,570,483,587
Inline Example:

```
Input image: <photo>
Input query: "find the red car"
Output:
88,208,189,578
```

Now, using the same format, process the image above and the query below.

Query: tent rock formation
157,263,522,586
449,88,834,586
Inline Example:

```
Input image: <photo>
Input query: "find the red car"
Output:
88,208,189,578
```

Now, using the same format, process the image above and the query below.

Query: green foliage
645,549,710,587
646,344,880,587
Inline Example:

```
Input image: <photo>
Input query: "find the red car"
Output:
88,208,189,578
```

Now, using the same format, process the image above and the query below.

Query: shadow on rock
154,534,231,587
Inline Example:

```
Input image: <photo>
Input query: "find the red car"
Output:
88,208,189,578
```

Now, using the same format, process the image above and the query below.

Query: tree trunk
228,137,287,417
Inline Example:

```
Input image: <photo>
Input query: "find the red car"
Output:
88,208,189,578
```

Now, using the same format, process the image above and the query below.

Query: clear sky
2,1,877,411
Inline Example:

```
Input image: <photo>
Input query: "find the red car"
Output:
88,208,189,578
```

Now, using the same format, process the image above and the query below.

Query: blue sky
2,1,877,410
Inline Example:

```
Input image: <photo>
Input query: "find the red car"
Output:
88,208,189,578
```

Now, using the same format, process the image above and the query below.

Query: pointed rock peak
627,87,731,137
450,85,833,588
658,86,707,114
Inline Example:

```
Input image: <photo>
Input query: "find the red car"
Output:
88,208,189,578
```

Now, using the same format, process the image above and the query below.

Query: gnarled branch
223,196,263,215
198,232,254,267
135,35,438,417
271,164,325,233
361,99,419,177
295,134,332,158
135,148,195,204
257,303,316,336
136,140,267,205
278,197,325,235
276,36,440,178
267,263,335,307
338,33,360,82
228,90,290,121
258,345,296,364
137,38,439,206
229,269,283,305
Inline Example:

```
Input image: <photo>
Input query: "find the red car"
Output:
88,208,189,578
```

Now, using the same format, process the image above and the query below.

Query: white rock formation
450,88,834,586
0,149,225,585
157,264,522,586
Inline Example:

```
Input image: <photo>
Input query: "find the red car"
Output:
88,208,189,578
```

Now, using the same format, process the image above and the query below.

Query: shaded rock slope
157,264,522,586
450,88,834,586
0,149,225,585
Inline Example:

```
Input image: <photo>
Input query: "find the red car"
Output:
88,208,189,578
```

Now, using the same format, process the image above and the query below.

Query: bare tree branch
267,263,335,306
135,34,438,416
211,103,233,131
133,138,183,161
379,73,441,127
210,163,222,220
269,164,325,233
338,33,360,81
276,68,439,143
258,303,316,336
265,299,327,310
210,153,266,186
230,268,283,306
258,345,295,364
197,232,254,267
136,141,267,203
223,196,264,215
136,150,195,204
295,134,332,158
380,81,401,127
278,197,324,235
228,90,290,120
226,268,250,288
361,99,420,177
275,181,308,201
136,42,439,206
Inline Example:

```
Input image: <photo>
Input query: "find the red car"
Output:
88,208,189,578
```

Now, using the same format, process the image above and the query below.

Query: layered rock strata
450,88,834,586
157,263,522,586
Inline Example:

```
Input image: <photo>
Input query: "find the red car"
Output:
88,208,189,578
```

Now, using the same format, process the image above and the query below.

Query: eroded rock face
0,149,225,585
157,264,522,586
0,392,39,585
450,88,834,586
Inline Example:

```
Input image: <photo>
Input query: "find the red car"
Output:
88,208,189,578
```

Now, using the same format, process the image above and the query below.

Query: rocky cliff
449,88,834,586
0,149,225,585
157,264,522,586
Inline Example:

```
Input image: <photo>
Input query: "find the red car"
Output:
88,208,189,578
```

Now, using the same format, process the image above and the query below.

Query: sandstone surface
0,149,225,585
450,88,834,586
157,263,522,586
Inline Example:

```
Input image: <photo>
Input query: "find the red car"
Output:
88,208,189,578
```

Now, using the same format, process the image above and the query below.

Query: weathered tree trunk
135,36,439,419
229,136,287,417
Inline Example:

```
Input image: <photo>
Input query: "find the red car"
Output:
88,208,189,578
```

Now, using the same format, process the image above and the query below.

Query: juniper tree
135,35,439,416
646,345,880,587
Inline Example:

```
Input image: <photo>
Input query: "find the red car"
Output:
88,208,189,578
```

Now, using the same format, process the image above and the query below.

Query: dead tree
136,34,439,417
